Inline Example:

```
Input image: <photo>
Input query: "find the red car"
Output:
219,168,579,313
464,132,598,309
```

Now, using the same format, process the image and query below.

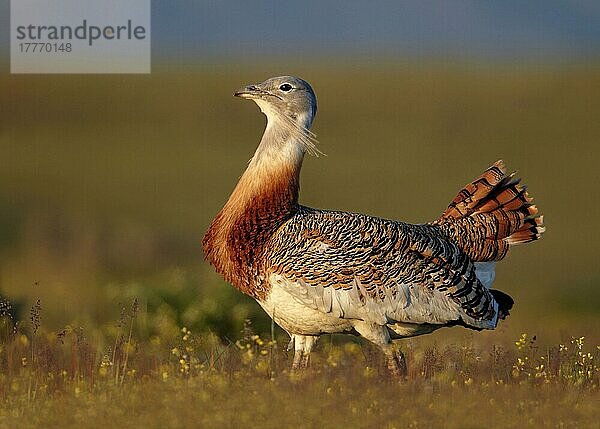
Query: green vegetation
0,303,598,428
1,65,599,427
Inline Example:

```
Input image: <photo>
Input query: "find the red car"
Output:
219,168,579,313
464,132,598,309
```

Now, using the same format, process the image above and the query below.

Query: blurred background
0,1,598,342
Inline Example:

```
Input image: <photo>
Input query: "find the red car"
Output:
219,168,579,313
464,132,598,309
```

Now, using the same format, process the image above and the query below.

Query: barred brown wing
265,207,499,329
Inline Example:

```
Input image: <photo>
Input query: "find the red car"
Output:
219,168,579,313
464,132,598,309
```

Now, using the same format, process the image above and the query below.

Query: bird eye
279,83,293,92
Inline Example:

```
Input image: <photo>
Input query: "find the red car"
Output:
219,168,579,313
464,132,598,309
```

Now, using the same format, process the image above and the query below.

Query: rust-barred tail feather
433,160,545,262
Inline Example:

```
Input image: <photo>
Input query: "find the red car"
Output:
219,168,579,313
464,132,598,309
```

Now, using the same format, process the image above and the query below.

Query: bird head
235,76,317,130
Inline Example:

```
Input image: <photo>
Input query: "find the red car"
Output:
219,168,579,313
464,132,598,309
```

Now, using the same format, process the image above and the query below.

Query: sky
1,0,599,64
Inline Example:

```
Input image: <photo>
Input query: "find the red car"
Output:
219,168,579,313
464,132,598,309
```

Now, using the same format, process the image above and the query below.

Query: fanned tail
433,160,545,262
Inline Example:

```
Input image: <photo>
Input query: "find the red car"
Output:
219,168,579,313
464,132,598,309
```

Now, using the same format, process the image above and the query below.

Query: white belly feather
257,272,493,338
257,280,354,335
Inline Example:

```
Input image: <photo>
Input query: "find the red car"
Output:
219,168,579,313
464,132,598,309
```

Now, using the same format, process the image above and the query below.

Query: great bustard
203,76,545,378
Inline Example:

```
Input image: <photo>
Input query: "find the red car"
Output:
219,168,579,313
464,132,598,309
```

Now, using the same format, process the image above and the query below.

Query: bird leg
289,334,318,371
382,344,408,380
353,321,407,381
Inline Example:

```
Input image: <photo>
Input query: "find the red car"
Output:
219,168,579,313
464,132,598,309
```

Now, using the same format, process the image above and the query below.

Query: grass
0,301,598,428
1,64,600,427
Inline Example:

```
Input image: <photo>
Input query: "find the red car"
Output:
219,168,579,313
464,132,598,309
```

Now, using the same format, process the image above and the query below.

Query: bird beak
234,84,263,99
